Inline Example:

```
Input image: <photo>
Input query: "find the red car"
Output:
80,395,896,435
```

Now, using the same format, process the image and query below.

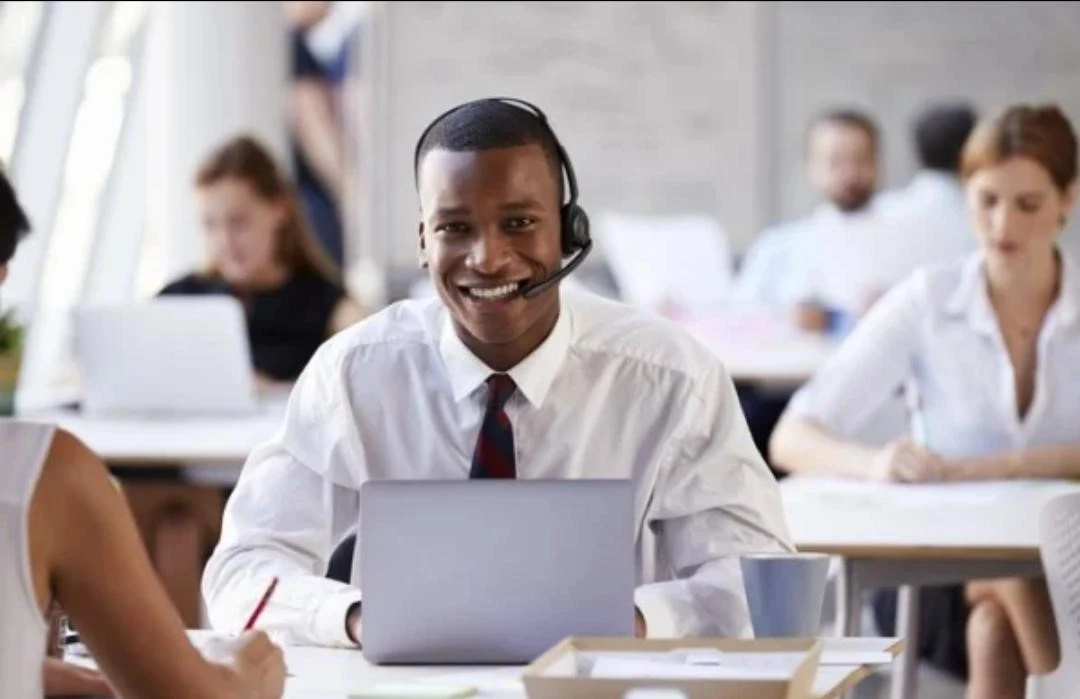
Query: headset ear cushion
561,205,591,256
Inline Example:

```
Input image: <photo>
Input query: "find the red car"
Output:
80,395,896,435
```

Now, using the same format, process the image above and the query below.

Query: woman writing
771,104,1079,698
0,170,285,698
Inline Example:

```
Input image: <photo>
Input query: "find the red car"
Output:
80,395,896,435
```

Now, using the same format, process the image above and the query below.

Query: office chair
326,533,356,583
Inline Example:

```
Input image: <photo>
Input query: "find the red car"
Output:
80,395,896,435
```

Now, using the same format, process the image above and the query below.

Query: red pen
242,577,279,631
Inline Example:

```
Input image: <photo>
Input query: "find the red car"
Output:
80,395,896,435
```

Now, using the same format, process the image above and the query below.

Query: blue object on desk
826,308,857,338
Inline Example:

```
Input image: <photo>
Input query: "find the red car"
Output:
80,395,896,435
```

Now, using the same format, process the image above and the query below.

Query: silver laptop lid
358,479,636,665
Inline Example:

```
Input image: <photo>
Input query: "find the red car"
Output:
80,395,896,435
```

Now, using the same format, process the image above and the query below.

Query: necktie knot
485,373,517,411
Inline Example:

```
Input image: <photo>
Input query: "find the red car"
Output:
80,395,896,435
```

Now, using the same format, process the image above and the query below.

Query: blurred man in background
733,108,911,473
735,108,896,334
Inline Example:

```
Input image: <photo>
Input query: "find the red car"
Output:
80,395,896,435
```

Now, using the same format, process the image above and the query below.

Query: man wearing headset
202,98,793,647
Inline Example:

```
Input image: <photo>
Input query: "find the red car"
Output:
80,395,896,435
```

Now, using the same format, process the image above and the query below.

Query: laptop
358,479,637,665
73,296,259,417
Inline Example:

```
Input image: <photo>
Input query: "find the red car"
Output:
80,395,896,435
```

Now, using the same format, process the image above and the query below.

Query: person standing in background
283,0,358,269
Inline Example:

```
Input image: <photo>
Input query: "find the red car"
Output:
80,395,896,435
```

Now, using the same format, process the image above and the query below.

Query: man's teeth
467,283,519,300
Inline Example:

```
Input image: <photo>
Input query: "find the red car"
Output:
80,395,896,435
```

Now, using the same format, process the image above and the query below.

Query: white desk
170,632,902,699
674,309,838,385
780,476,1080,699
19,403,285,465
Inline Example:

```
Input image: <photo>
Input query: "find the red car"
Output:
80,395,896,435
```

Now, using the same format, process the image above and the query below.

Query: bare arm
328,297,364,335
770,413,879,479
30,430,280,699
945,445,1080,482
769,276,926,478
290,78,346,201
43,657,114,697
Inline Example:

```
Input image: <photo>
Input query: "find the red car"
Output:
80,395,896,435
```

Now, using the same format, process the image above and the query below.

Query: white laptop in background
73,296,259,417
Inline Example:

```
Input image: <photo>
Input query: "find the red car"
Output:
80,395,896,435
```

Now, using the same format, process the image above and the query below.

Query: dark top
158,271,345,382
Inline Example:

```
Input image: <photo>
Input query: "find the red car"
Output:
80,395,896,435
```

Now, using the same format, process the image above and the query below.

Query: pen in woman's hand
242,577,279,631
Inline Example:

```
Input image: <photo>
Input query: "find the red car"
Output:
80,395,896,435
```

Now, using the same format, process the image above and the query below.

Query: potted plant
0,309,23,416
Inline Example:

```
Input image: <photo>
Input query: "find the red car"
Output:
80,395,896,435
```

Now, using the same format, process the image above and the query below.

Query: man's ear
418,221,429,269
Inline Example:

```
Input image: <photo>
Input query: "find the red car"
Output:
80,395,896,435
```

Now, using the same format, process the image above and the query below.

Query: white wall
363,0,769,269
142,0,289,292
772,0,1080,235
361,0,1080,268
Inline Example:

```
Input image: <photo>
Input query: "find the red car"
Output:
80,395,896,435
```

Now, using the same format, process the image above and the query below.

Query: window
26,1,150,395
0,0,45,165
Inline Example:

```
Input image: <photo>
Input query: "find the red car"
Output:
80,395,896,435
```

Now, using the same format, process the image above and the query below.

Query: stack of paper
585,649,806,681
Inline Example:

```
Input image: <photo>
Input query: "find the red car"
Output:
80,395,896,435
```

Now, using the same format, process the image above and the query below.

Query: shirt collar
438,297,573,409
911,170,963,197
1056,248,1080,327
811,199,881,225
945,247,1080,333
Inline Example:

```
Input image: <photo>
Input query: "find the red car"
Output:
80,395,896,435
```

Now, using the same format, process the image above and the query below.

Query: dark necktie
469,374,518,479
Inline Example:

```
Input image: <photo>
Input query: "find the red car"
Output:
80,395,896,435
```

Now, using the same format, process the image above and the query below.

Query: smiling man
202,98,793,648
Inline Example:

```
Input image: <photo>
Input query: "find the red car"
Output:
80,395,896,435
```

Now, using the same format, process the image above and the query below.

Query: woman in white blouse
771,103,1078,699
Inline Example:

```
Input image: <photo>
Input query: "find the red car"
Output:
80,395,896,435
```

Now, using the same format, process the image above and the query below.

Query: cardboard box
522,637,822,699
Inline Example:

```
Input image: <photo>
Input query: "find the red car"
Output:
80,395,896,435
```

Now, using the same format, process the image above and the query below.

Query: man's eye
437,222,469,235
505,217,536,231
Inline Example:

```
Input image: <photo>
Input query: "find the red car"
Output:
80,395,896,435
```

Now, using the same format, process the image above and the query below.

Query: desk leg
836,559,864,637
891,585,921,699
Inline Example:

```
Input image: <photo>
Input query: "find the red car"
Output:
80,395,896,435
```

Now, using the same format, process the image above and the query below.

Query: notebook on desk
73,297,260,417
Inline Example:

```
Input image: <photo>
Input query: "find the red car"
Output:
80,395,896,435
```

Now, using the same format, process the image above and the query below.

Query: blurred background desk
674,309,838,387
19,399,287,627
780,476,1080,699
23,404,285,465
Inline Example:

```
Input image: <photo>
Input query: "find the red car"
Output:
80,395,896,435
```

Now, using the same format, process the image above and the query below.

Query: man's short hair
913,101,978,173
806,107,881,154
0,168,31,265
414,99,564,198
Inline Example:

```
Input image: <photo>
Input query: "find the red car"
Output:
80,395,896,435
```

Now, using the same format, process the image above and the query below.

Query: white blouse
0,420,55,699
787,249,1080,458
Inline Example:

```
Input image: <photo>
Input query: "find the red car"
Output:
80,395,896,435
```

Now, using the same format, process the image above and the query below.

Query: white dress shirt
786,248,1080,457
202,286,794,647
876,170,977,270
736,201,912,316
732,219,807,309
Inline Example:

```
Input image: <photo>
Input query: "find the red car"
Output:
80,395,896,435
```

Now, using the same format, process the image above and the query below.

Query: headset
413,97,593,298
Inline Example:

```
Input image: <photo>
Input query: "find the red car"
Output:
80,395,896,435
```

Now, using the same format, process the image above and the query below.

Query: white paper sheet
819,651,895,666
594,212,734,311
791,478,1044,509
587,650,804,681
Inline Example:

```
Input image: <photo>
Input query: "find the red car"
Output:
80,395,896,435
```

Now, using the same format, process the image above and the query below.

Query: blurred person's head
961,104,1077,271
414,99,567,370
913,101,978,175
195,135,339,290
0,168,31,289
805,108,880,213
283,1,331,30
